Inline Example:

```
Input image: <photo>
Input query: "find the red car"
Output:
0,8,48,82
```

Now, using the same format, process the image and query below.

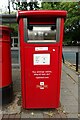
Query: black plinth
0,83,13,105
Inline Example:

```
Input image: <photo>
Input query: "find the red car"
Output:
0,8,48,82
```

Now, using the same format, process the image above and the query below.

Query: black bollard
62,53,65,64
76,52,79,72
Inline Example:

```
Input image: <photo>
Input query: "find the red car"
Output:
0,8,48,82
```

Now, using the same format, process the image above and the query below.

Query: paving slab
2,114,9,119
12,69,21,93
67,113,78,118
62,64,78,84
60,64,78,118
61,96,78,106
21,110,44,118
63,105,78,113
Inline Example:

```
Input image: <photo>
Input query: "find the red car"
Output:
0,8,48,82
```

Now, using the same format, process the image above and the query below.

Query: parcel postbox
18,10,67,108
0,26,13,105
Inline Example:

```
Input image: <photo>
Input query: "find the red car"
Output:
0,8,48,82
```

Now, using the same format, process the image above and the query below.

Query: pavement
61,64,78,118
0,64,79,119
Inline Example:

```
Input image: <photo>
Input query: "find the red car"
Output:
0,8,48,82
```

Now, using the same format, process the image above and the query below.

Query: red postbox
0,26,13,105
18,10,67,108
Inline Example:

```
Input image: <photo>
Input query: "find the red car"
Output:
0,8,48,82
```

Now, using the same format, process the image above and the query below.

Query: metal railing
11,37,20,68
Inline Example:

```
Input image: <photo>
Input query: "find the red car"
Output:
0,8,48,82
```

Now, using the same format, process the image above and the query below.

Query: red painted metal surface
24,46,59,108
18,10,67,18
17,10,67,25
0,26,12,88
18,10,67,108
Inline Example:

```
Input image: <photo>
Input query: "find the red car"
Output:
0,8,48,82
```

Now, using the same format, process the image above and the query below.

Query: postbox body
18,10,67,108
0,26,13,105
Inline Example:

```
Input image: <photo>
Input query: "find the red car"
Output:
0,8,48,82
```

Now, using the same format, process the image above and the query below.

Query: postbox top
17,10,67,24
0,25,12,33
18,10,67,18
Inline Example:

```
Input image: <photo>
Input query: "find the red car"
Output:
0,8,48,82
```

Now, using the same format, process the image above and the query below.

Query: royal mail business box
17,10,67,108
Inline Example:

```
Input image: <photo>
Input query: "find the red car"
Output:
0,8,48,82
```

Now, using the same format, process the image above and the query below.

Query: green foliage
42,2,80,27
15,2,28,10
41,2,53,10
42,2,80,45
10,23,18,36
4,23,18,36
12,1,40,10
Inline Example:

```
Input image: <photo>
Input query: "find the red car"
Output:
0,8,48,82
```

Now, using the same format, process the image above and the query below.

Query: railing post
76,52,79,72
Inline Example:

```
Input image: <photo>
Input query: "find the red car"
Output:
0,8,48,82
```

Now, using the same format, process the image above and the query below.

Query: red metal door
24,46,59,108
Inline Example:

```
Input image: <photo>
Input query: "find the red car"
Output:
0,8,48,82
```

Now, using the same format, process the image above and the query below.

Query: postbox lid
18,10,67,17
17,10,67,25
17,10,67,19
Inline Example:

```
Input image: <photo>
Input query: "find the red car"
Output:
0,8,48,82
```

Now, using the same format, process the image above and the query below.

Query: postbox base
0,83,13,105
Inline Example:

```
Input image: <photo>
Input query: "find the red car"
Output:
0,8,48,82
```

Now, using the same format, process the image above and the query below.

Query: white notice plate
33,54,50,65
35,47,48,51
